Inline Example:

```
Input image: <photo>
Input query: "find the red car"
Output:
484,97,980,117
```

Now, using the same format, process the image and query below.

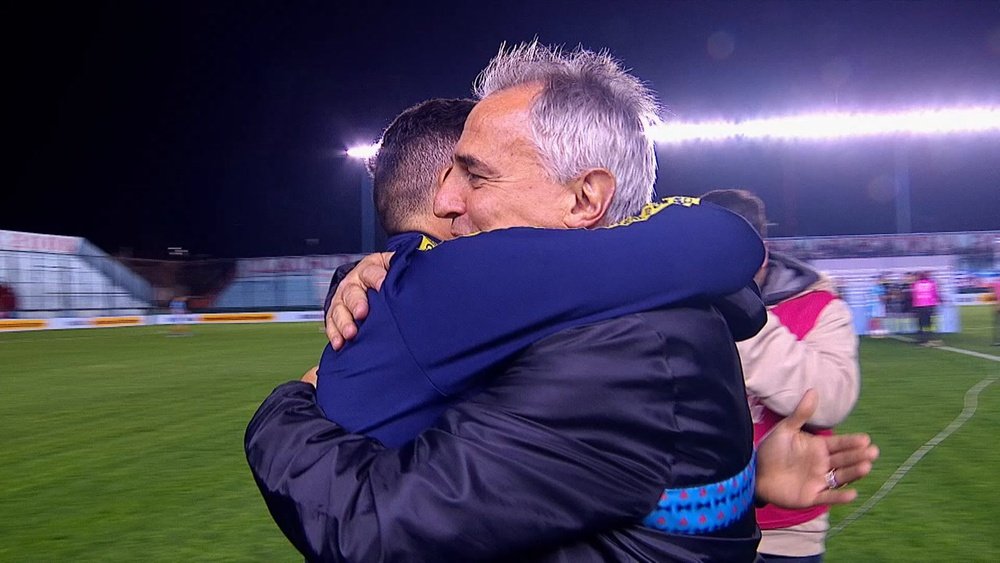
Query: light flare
346,142,381,159
647,107,1000,144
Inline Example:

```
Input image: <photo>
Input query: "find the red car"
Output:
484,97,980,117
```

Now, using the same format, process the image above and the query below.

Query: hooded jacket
737,251,860,557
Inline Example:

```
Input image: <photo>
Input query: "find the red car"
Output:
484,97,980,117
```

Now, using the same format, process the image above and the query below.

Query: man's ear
564,168,616,228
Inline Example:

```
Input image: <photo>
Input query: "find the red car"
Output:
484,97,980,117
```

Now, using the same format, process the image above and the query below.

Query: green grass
1,309,998,561
1,323,327,561
828,306,1000,562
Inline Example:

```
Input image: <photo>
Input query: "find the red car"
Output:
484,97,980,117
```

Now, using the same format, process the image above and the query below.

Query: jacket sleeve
738,298,860,427
247,322,674,562
380,198,765,395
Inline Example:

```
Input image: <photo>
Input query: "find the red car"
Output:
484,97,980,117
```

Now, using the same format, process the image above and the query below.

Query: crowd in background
866,271,943,345
768,231,998,261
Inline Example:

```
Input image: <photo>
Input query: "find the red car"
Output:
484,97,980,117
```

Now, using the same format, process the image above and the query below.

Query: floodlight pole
894,142,912,234
347,144,380,253
360,169,376,253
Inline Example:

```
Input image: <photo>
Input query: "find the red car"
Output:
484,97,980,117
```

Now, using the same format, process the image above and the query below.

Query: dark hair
369,98,476,235
700,189,768,238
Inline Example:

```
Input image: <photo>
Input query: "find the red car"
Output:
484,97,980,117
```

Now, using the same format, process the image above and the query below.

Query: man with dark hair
697,189,769,236
369,98,475,239
701,188,861,563
321,99,474,315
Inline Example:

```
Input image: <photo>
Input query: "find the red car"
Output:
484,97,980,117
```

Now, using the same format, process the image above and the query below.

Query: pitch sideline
830,341,998,537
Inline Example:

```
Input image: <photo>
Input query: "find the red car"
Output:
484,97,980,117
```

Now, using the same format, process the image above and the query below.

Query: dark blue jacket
315,197,765,447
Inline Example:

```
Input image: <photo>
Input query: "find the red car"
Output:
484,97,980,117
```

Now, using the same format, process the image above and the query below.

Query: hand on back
326,252,393,349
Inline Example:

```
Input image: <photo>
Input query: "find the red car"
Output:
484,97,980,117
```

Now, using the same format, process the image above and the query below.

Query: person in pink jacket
912,271,943,346
702,189,861,563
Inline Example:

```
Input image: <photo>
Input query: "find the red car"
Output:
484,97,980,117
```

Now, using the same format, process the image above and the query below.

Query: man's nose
433,172,466,219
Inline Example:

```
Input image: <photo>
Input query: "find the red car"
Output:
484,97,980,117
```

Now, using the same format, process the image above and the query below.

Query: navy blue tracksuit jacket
246,197,767,562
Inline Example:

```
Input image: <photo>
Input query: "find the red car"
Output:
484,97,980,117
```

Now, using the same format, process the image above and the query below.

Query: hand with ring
756,389,879,509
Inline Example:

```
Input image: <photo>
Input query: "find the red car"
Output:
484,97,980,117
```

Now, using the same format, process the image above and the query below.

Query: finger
350,252,391,291
330,303,358,348
357,266,384,295
325,300,342,343
326,322,344,350
827,460,874,488
783,388,819,432
343,282,371,321
814,487,859,506
357,252,392,291
825,432,872,455
829,442,879,470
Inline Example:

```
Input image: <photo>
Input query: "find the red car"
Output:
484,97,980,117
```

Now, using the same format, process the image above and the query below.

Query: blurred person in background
168,295,190,336
901,272,917,334
885,275,905,335
993,277,1000,346
867,274,889,338
0,282,15,318
701,189,861,563
912,271,942,347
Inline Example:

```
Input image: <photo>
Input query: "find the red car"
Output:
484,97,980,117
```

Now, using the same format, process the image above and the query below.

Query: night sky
6,0,1000,258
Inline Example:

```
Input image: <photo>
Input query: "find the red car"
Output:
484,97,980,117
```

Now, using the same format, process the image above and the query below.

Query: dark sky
6,0,1000,258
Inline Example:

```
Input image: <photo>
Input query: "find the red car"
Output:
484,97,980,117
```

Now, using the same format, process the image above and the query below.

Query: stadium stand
1,228,995,330
769,230,998,261
212,254,365,311
0,230,152,318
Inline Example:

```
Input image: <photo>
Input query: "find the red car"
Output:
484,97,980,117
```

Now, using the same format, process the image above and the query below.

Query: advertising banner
0,230,82,254
198,313,277,323
0,311,324,332
0,319,48,331
90,316,144,327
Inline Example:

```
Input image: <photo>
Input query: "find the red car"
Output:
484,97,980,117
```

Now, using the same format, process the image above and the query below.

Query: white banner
0,230,82,254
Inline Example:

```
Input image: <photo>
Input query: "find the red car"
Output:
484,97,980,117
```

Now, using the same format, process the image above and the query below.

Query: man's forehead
455,84,539,158
468,83,540,129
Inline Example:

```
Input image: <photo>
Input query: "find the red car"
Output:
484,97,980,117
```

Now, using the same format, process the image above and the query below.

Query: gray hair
473,41,659,224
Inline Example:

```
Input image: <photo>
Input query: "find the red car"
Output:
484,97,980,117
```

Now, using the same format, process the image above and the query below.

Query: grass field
2,308,998,561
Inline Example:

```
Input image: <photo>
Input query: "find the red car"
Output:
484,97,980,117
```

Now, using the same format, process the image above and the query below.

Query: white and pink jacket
737,252,861,557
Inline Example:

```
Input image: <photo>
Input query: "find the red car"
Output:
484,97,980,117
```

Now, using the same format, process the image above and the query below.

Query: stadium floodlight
346,142,381,159
647,107,1000,144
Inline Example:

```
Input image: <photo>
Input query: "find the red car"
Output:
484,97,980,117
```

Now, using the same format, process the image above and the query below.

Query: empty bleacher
0,230,153,318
